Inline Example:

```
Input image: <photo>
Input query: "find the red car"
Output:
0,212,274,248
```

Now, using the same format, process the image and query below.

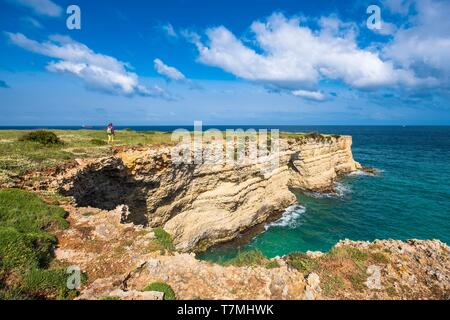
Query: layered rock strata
51,136,361,252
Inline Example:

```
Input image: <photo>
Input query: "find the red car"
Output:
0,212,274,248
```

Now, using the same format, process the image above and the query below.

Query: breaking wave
303,182,352,199
265,204,306,230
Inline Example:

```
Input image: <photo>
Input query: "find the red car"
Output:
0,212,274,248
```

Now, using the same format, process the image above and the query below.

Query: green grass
287,252,319,274
322,274,345,296
0,129,174,183
0,188,68,234
265,260,280,269
21,268,79,300
0,129,339,186
144,282,176,300
0,188,78,299
225,250,268,267
285,245,388,296
153,227,175,252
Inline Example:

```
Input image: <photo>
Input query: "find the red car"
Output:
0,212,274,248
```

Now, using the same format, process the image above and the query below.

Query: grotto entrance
59,159,154,226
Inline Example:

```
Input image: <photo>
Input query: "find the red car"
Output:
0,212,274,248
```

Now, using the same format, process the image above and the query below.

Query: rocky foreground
13,134,449,300
54,201,449,300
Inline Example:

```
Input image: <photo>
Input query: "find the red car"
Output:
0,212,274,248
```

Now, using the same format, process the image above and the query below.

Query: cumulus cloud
291,90,326,101
5,32,174,99
383,0,450,85
6,0,62,17
0,80,10,88
188,13,430,98
154,58,186,81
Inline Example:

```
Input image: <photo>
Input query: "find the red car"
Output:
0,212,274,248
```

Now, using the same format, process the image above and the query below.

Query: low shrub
144,282,176,300
225,250,268,267
19,130,62,145
265,260,280,269
90,139,108,146
153,227,175,251
287,252,319,274
304,132,323,140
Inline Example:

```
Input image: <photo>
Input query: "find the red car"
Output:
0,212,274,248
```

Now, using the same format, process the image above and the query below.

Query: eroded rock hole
60,160,154,226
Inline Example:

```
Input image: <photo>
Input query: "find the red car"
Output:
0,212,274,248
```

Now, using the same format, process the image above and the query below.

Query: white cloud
374,21,398,36
189,13,426,97
154,58,186,81
383,0,450,84
382,0,414,15
291,90,326,101
7,0,62,17
5,32,174,99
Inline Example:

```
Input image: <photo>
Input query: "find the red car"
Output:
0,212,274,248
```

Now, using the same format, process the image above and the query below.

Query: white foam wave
304,182,351,199
335,182,351,197
265,205,306,230
348,170,371,176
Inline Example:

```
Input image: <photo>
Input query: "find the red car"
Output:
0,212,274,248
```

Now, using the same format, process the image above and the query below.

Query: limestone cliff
51,135,361,252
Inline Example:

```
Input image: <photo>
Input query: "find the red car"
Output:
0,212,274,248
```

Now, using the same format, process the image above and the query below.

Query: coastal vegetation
0,188,80,299
0,129,339,187
286,245,392,297
0,129,174,185
151,227,175,253
225,250,281,269
19,130,62,145
144,282,176,300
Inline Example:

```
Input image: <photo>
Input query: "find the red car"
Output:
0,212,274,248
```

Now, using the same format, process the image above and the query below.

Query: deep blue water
2,125,449,260
197,126,450,262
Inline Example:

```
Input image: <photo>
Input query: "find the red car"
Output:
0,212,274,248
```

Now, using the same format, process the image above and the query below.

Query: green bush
225,250,268,267
287,252,319,274
265,260,280,269
304,132,322,140
153,227,175,251
90,139,108,146
144,282,176,300
19,130,62,145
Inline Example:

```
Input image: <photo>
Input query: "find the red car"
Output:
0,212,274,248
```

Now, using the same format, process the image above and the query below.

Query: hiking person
107,123,115,144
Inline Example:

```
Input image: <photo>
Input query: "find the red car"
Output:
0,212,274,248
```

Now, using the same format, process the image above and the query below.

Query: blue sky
0,0,449,125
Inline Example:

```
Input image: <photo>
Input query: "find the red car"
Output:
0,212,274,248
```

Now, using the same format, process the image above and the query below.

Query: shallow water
199,126,450,263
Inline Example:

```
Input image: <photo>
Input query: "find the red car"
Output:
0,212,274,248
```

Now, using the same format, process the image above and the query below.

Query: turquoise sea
198,126,450,262
1,125,449,260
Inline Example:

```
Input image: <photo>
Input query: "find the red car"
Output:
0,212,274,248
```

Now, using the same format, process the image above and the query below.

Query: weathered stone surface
304,273,322,300
54,204,450,300
52,136,361,252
